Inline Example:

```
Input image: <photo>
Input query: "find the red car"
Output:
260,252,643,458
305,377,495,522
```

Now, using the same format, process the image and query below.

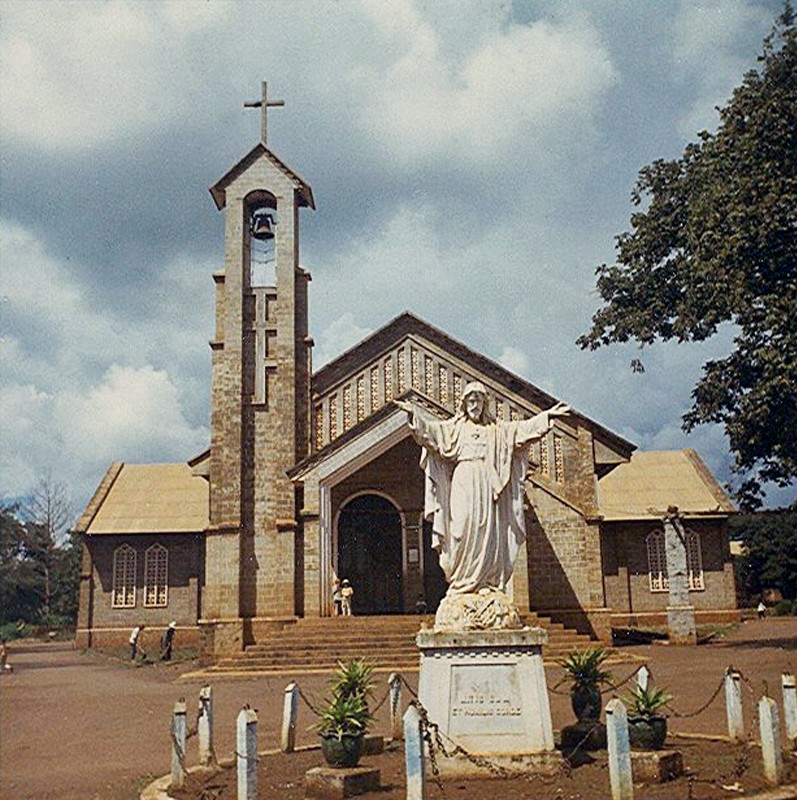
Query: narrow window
646,530,669,592
144,543,168,607
686,529,705,590
112,544,137,608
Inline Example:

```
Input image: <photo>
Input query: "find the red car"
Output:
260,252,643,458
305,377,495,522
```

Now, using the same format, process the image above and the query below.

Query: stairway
207,612,596,675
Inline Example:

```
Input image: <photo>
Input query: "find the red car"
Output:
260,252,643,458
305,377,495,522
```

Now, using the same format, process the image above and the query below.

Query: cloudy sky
1,0,791,518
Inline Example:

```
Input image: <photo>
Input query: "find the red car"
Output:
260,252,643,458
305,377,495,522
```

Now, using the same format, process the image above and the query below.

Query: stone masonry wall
82,534,203,632
601,519,737,617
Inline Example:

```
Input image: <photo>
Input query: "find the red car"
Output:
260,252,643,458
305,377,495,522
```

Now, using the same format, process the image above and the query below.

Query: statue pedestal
416,627,563,778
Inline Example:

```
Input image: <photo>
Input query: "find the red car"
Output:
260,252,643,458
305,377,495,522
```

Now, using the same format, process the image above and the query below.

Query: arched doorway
337,494,403,615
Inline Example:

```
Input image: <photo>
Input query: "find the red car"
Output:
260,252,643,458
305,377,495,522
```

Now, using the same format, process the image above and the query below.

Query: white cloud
352,9,618,166
497,345,529,377
0,219,211,504
672,0,771,136
314,313,374,370
0,0,224,150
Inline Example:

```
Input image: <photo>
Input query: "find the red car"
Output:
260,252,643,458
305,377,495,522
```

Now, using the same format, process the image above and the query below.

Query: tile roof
82,463,208,534
597,449,735,521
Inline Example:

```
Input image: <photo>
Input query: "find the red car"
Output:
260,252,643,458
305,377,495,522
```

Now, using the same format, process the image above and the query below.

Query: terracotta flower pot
319,732,364,767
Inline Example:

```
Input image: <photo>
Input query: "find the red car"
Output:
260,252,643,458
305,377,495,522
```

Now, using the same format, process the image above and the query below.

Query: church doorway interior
337,494,403,615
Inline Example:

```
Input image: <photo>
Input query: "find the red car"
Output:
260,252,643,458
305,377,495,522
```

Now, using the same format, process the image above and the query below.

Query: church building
74,90,739,658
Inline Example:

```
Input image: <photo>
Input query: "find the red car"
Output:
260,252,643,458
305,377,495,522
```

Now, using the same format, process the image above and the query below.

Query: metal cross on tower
244,81,285,145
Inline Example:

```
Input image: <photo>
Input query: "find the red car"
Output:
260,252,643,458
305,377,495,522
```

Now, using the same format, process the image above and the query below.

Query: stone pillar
237,706,258,800
198,685,214,767
782,673,797,747
170,700,187,789
636,665,651,692
281,681,299,753
389,673,403,741
759,696,783,786
404,705,426,800
606,698,634,800
725,669,744,742
301,473,322,618
664,512,696,645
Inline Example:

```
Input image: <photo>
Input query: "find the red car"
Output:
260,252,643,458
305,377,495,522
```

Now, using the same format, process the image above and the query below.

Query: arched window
144,543,168,607
647,528,705,592
112,544,137,608
646,530,668,592
685,528,705,591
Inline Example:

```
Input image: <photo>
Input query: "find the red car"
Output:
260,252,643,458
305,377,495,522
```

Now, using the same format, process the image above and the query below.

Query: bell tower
202,83,314,655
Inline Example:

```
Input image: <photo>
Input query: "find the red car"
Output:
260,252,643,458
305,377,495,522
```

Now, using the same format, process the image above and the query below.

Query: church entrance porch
337,494,403,615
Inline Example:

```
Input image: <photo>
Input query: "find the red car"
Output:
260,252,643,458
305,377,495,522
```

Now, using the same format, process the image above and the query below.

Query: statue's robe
407,405,553,595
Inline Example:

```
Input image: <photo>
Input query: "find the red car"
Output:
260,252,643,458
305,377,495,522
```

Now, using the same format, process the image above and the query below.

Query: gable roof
76,463,209,535
597,449,735,521
313,310,635,458
209,142,315,210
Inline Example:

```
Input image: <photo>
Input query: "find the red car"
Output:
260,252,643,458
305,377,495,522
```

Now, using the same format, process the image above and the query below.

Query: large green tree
732,510,797,600
578,6,797,508
0,476,81,629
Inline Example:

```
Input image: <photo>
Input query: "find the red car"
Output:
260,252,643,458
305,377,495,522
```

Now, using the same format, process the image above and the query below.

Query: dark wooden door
337,495,403,615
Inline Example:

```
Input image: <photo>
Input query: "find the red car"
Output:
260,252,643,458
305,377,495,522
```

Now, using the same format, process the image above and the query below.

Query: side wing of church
74,105,739,656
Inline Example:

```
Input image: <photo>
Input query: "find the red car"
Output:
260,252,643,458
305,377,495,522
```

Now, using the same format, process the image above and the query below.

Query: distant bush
0,621,30,642
770,599,797,616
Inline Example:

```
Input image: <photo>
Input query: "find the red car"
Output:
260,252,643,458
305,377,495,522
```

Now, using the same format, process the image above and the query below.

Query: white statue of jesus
396,383,569,606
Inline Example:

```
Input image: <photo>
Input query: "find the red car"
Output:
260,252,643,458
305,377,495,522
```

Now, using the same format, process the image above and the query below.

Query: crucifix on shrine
244,81,285,145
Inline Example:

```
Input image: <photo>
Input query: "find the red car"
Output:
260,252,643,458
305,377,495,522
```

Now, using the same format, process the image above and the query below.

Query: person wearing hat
396,383,569,597
340,579,354,616
129,624,145,661
160,621,177,661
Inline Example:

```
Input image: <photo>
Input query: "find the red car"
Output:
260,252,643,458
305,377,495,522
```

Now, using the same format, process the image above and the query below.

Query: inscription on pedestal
449,664,524,736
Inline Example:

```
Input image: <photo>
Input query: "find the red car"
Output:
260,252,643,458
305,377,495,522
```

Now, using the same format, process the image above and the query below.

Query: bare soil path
1,618,795,800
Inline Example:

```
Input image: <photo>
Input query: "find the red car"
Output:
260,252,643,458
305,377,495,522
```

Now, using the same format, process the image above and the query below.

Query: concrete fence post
281,681,299,753
389,672,403,741
198,685,214,767
170,699,187,789
404,704,425,800
782,673,797,748
759,696,784,786
636,665,651,693
606,698,634,800
237,706,258,800
725,669,744,742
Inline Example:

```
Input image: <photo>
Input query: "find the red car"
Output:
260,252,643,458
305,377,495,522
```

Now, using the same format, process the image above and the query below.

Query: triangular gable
209,143,315,210
310,311,634,464
290,389,444,480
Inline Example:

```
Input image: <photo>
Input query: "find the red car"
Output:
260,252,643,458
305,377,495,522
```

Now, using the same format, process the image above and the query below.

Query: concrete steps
206,613,597,675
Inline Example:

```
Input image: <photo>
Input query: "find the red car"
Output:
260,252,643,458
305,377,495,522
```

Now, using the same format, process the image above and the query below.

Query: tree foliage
0,476,82,629
732,510,797,600
578,6,797,508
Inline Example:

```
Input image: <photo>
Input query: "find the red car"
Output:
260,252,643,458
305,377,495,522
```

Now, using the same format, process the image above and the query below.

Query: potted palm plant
558,647,613,722
623,684,672,750
315,658,375,767
558,647,613,752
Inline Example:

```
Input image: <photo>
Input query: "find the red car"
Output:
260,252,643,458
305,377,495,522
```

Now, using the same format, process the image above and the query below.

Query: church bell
250,209,275,240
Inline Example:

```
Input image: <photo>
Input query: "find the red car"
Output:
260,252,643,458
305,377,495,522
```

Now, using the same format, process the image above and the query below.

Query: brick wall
601,518,737,615
82,533,204,631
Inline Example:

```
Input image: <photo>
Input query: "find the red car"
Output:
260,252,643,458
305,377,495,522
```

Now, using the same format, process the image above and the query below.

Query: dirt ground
1,618,796,800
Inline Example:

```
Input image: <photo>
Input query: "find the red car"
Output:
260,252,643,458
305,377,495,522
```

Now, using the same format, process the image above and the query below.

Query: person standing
340,579,354,616
129,625,145,661
160,622,176,661
332,578,343,616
